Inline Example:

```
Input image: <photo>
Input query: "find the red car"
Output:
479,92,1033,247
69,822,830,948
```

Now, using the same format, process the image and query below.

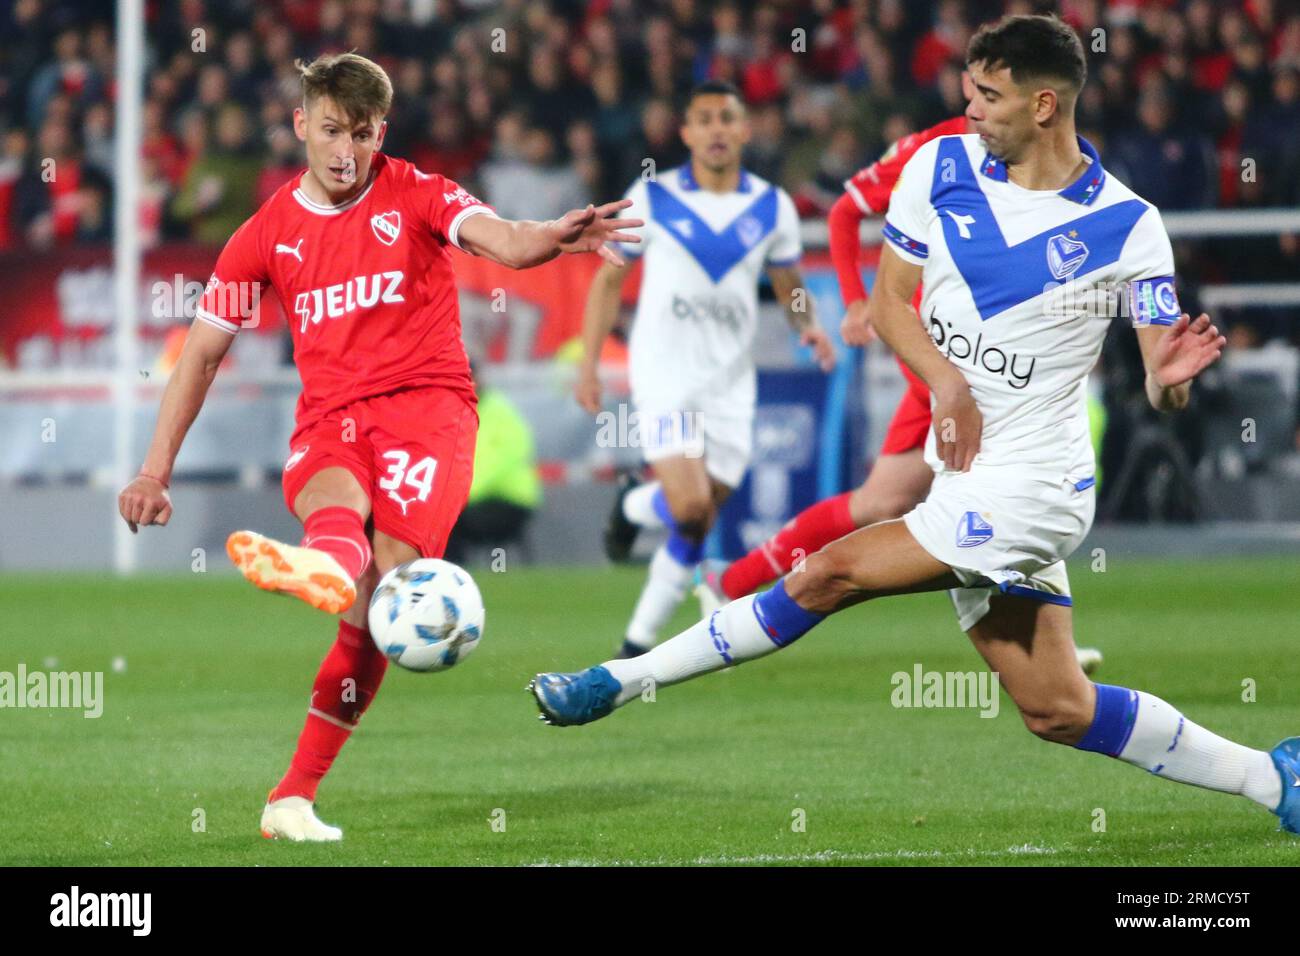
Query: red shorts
880,357,931,456
282,387,478,558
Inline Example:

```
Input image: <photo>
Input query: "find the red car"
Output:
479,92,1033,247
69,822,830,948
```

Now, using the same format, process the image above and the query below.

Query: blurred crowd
0,0,1298,310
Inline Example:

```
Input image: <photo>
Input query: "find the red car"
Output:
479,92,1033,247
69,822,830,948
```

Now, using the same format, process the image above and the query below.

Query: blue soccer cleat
1269,737,1300,834
528,666,622,726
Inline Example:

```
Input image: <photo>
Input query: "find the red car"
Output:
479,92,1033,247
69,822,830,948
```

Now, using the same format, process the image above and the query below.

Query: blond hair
296,52,393,125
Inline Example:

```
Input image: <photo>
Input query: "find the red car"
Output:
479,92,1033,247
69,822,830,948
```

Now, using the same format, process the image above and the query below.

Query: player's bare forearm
767,264,815,332
1145,373,1190,412
120,320,232,531
581,262,627,370
141,322,233,481
868,246,980,469
768,265,836,371
458,201,642,270
459,217,564,269
574,261,627,413
867,248,962,394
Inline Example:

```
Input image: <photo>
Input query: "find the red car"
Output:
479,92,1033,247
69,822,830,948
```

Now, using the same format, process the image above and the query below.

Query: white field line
528,843,1060,867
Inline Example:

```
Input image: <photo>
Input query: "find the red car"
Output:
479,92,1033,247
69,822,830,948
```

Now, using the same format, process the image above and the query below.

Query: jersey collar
677,163,752,193
292,166,379,215
978,135,1105,205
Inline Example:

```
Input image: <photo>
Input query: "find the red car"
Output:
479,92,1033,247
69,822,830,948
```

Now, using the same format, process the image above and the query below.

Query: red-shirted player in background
696,110,1102,674
117,54,641,842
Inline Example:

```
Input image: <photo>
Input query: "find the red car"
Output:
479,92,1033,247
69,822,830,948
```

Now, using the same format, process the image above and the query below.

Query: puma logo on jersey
387,489,419,515
294,271,405,333
670,218,694,239
275,238,304,262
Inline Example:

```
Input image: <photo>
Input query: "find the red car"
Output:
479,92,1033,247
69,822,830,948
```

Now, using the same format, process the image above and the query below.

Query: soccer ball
367,558,484,672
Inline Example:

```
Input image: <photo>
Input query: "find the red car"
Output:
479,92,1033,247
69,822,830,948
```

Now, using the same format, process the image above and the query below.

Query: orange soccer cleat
226,530,357,615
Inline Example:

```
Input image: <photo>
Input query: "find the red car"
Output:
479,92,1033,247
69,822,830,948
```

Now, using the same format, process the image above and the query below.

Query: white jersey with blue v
619,165,802,416
883,132,1182,477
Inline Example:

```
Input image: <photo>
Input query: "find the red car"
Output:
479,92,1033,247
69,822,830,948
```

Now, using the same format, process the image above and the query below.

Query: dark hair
685,79,745,110
966,14,1086,94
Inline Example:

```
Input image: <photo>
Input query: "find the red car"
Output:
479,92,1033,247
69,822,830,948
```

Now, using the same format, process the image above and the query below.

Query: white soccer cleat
227,530,356,615
1076,646,1104,676
259,796,343,842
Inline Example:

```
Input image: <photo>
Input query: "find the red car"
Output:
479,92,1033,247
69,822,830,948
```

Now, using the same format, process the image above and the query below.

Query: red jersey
196,153,493,429
830,116,969,310
842,115,969,216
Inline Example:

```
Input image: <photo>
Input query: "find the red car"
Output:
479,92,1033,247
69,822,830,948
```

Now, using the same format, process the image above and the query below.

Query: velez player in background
531,15,1300,837
574,80,835,660
117,53,641,842
696,108,1104,674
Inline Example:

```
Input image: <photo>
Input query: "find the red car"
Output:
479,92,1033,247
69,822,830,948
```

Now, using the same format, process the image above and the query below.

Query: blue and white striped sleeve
880,139,938,266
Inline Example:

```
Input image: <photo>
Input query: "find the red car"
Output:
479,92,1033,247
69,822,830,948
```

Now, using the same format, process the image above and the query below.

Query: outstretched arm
457,199,643,270
1135,313,1226,411
118,319,236,531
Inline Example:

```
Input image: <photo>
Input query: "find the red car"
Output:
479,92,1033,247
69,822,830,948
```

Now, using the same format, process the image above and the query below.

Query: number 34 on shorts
378,450,436,515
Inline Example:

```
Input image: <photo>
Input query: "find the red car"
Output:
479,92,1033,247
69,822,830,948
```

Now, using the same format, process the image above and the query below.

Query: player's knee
297,484,367,522
1018,693,1094,745
669,494,714,538
786,547,856,612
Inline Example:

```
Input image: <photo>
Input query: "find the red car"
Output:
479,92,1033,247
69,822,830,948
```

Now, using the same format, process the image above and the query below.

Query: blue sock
652,489,704,566
751,579,825,648
1074,683,1139,756
666,530,704,566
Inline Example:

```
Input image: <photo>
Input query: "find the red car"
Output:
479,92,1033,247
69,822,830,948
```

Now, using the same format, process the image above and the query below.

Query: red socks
301,506,371,580
720,491,857,599
270,620,388,803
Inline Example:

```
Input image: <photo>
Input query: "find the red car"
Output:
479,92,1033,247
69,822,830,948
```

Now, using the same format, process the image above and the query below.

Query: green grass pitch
1,557,1296,866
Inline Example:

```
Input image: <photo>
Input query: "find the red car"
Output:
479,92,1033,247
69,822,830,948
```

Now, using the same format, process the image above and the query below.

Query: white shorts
902,464,1096,631
634,403,752,489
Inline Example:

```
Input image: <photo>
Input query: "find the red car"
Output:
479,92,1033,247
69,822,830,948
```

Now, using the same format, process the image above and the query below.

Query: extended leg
228,466,374,614
532,519,957,725
966,595,1293,829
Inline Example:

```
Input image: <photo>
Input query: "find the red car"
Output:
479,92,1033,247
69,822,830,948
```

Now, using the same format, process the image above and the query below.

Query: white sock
622,481,664,528
1116,691,1281,810
607,594,781,706
624,544,694,649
